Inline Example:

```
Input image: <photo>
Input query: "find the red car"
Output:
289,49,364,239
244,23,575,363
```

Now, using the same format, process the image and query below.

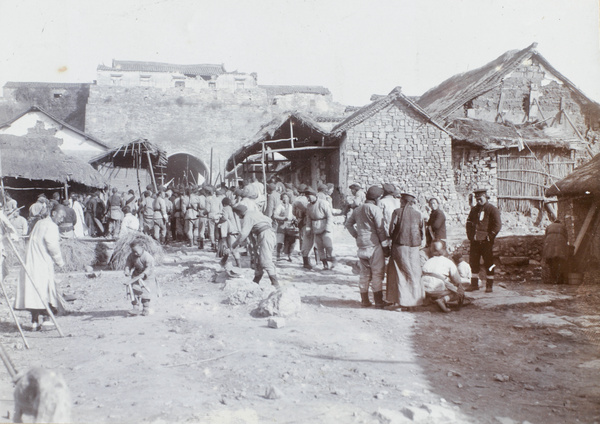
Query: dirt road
0,226,598,423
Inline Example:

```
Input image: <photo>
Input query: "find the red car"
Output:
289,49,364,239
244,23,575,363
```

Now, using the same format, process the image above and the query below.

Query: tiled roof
98,60,226,76
260,85,331,96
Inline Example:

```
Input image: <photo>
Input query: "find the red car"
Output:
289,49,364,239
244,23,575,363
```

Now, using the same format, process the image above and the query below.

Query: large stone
222,279,263,305
253,286,301,317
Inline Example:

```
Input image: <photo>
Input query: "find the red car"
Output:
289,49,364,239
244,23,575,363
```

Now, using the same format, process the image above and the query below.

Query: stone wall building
331,87,458,213
418,43,600,215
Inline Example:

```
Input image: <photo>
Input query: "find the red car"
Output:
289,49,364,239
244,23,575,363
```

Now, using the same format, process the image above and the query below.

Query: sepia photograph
0,0,599,422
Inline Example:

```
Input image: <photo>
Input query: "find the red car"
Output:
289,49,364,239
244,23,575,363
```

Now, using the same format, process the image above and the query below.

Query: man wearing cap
264,183,280,220
466,189,502,292
231,204,279,287
345,185,390,308
182,188,199,247
306,187,336,270
292,184,314,269
106,187,124,237
386,192,425,308
378,183,401,236
343,183,366,220
317,183,333,207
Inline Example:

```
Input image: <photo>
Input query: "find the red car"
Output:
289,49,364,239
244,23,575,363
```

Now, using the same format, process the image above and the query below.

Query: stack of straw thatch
108,232,164,270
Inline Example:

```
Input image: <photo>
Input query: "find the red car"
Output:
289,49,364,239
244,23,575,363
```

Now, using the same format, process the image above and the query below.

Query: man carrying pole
14,205,67,331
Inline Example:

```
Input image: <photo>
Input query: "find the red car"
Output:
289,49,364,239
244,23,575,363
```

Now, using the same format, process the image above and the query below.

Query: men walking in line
466,188,502,293
345,185,390,308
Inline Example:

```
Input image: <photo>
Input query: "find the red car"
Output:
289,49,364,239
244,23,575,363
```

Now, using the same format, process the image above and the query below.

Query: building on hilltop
418,42,600,220
96,60,258,92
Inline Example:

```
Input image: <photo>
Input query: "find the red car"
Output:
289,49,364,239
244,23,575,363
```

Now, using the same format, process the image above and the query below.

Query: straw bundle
60,238,96,272
108,232,164,270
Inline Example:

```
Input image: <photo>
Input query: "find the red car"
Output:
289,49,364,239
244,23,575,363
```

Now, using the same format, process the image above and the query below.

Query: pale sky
1,0,599,106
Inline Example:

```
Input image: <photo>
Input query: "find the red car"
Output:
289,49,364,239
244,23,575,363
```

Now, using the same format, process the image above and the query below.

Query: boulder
253,286,301,317
222,279,262,305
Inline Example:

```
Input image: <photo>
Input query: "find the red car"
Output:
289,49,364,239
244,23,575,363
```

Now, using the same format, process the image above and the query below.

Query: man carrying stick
123,240,156,316
14,205,66,331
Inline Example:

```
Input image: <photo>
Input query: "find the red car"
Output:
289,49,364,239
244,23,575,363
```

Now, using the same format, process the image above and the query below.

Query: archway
165,153,208,187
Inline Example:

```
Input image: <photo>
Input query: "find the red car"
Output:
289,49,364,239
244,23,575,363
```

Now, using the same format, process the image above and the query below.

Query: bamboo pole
210,148,213,186
146,150,158,192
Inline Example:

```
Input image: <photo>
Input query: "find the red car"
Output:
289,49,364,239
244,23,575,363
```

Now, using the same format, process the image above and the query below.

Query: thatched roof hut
546,153,600,197
0,134,106,188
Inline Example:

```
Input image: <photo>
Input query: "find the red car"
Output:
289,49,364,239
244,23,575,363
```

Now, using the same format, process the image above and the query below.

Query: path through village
0,223,598,424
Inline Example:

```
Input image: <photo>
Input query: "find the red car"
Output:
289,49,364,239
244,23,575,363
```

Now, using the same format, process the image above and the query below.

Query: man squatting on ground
422,241,468,313
345,185,390,308
466,189,502,293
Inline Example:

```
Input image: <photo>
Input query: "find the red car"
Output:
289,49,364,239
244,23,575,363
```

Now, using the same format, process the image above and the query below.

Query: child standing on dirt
124,240,155,316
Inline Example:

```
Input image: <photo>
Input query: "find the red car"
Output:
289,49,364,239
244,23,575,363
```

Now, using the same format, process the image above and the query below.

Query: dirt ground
0,222,598,424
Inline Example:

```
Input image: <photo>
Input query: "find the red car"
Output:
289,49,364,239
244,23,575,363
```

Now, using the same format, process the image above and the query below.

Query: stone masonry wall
340,101,458,218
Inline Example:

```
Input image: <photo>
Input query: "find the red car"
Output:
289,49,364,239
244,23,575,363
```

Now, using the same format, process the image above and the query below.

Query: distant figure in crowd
14,205,66,331
232,204,279,287
3,192,17,216
386,192,425,308
106,187,124,237
141,190,155,237
49,192,61,210
218,197,241,269
343,183,366,221
292,185,313,270
466,189,502,292
153,188,168,243
58,199,77,238
422,241,469,313
71,194,86,238
452,251,472,285
120,206,140,238
306,187,336,270
426,197,446,248
542,219,569,284
9,209,28,237
124,240,156,316
345,185,390,308
273,192,297,262
28,194,49,233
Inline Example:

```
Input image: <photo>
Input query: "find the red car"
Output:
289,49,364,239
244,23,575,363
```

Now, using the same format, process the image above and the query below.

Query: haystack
108,232,164,270
60,238,96,272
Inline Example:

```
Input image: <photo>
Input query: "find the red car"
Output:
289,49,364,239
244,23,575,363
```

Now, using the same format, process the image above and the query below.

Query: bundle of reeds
107,232,164,270
60,238,97,272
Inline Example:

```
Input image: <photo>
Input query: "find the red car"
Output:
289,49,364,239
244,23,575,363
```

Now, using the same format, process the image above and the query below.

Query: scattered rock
499,256,529,266
253,286,301,317
223,279,262,305
268,317,286,329
423,404,456,421
400,406,430,421
546,344,557,349
264,385,283,400
493,374,510,382
84,265,94,273
447,370,461,377
557,329,574,337
524,384,535,391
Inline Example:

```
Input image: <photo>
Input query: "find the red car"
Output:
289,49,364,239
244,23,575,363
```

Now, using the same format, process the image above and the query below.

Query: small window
175,81,185,88
209,81,216,90
110,74,122,86
236,81,244,90
53,93,62,99
140,75,151,86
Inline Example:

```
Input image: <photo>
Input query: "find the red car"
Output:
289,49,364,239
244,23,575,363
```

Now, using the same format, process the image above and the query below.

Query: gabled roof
260,85,331,96
418,42,600,121
98,60,226,77
331,86,449,136
226,112,335,172
0,134,106,188
0,106,109,150
546,153,600,197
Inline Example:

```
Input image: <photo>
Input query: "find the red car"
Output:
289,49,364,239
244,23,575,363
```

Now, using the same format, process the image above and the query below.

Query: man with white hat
466,188,502,292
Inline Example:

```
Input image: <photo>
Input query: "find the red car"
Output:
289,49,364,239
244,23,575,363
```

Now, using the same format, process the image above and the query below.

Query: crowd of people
0,178,507,329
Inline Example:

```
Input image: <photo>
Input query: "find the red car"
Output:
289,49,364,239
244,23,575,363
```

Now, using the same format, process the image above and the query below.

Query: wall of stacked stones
452,146,499,200
340,102,460,219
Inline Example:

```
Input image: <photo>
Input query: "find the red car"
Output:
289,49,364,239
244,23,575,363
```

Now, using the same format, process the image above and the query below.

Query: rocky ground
0,220,598,424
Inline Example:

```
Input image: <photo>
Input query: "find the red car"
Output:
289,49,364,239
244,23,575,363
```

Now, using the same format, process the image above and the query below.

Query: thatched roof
331,86,448,137
0,134,106,188
545,153,600,197
89,138,168,169
418,43,600,121
225,112,336,172
0,106,109,150
449,118,581,150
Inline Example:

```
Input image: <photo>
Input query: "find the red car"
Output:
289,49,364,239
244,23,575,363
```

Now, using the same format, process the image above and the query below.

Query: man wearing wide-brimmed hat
346,185,390,308
465,188,502,293
386,191,425,308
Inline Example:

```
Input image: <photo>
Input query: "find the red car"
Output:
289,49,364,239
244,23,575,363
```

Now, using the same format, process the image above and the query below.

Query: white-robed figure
71,194,87,238
14,205,66,330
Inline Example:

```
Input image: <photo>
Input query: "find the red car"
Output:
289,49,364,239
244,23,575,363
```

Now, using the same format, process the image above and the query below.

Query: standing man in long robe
386,192,425,308
14,205,66,330
232,204,279,287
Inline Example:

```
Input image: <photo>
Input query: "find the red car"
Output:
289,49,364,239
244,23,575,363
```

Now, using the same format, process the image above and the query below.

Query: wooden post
233,155,239,185
261,141,267,193
210,148,213,186
573,203,598,255
146,150,158,192
64,181,69,200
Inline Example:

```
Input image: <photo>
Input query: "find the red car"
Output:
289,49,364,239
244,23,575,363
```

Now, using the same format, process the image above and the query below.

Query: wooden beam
573,203,598,255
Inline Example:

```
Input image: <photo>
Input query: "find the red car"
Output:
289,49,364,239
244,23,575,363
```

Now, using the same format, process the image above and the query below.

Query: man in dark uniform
466,189,502,293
